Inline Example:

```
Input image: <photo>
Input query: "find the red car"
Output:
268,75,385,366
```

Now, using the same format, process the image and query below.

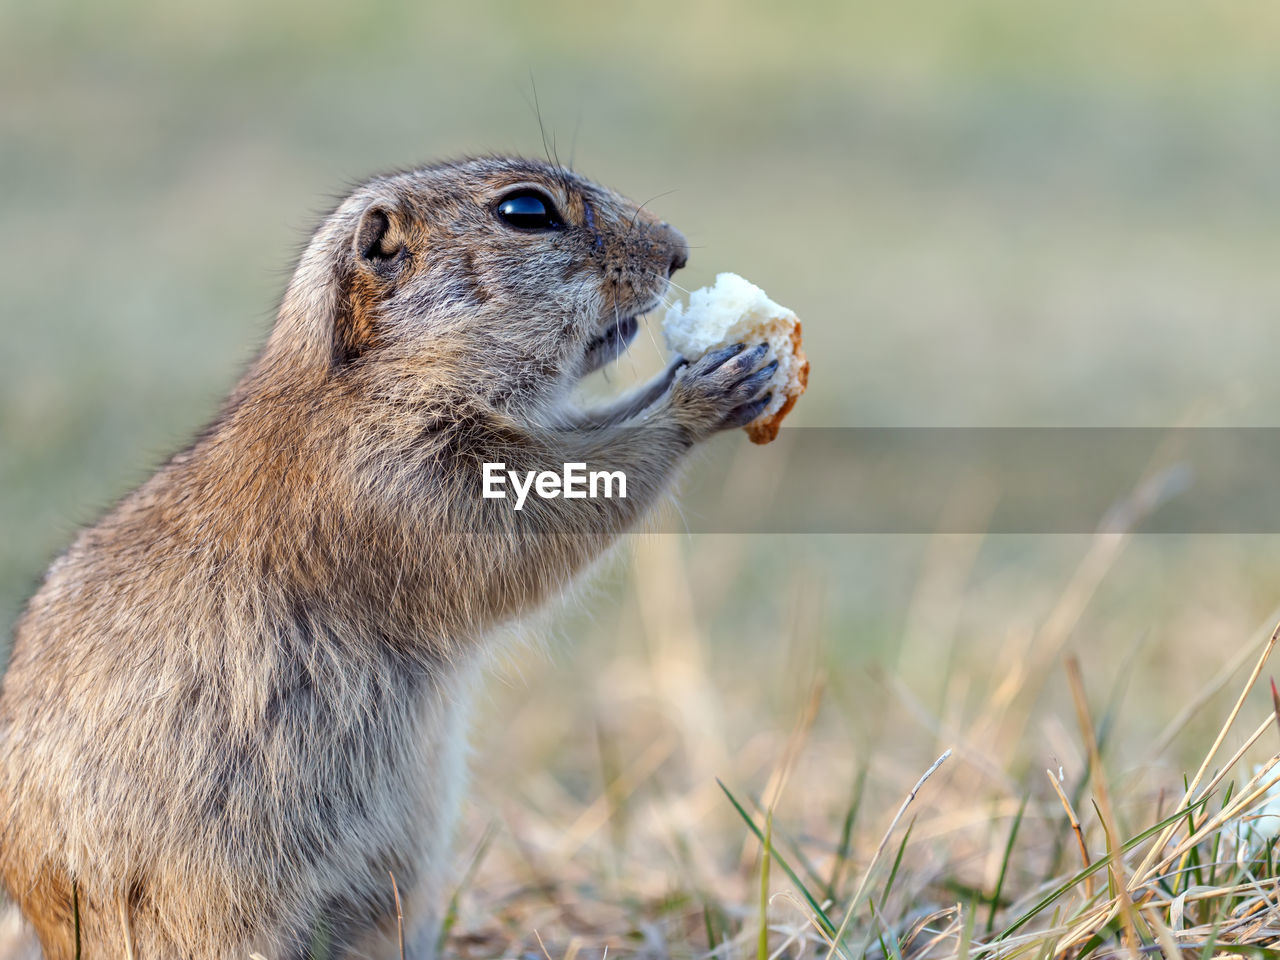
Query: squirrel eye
495,191,563,231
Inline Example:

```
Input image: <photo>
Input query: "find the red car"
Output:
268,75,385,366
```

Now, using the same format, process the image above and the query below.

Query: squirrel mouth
583,314,640,373
592,315,639,353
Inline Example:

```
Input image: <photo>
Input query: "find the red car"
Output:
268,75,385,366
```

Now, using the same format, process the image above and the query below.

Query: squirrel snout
668,245,688,276
659,223,689,277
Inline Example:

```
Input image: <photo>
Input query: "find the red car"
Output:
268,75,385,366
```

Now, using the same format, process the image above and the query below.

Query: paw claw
669,341,778,440
730,359,778,402
724,392,773,429
690,342,747,376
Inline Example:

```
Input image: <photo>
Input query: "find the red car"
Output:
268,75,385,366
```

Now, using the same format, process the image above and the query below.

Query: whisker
568,108,583,171
641,310,667,367
624,330,641,381
528,72,553,169
627,190,679,234
613,303,623,371
634,268,694,299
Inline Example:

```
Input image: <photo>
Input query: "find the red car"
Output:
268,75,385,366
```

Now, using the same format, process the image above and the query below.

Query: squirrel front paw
668,342,776,443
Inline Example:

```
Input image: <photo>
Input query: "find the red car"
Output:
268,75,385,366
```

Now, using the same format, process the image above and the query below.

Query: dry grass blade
1272,679,1280,742
72,880,81,960
824,749,953,960
1131,621,1280,887
763,672,826,813
1152,610,1280,756
1157,762,1280,871
1046,767,1092,898
1063,657,1139,959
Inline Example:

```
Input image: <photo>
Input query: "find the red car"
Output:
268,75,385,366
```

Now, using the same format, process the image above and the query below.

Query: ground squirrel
0,157,776,959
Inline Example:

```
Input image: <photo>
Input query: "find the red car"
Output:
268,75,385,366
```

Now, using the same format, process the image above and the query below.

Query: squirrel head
264,157,688,411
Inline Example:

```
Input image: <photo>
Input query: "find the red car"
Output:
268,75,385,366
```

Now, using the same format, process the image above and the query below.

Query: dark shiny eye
495,191,563,230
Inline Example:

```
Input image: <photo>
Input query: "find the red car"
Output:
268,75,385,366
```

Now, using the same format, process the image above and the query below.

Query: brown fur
0,157,774,959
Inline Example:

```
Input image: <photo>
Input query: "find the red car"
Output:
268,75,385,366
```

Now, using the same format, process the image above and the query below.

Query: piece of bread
663,272,809,444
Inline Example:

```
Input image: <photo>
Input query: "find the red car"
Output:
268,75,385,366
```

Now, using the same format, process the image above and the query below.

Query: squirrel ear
353,203,406,264
331,203,409,365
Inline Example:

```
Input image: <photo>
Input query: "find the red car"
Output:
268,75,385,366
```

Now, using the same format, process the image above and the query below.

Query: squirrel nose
662,225,689,276
668,246,688,276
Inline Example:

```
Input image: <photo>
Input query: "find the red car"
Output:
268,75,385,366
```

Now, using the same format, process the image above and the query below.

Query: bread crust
744,320,808,444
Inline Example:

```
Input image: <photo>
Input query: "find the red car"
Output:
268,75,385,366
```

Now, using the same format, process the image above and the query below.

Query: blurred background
7,2,1280,954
